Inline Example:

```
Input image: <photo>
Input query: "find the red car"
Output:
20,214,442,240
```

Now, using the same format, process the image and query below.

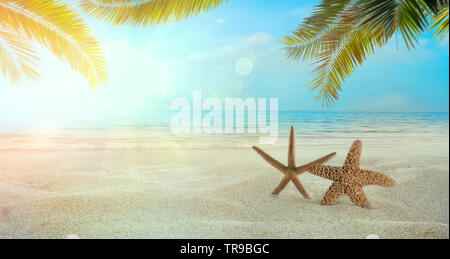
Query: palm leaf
355,0,429,50
0,0,108,86
305,7,386,108
282,0,447,108
422,0,449,15
429,6,449,40
79,0,228,27
0,27,40,84
281,0,353,61
308,25,385,108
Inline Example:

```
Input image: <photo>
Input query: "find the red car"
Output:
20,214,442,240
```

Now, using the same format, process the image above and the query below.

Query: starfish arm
288,126,296,168
346,186,371,209
358,170,396,187
295,152,337,174
307,164,342,181
321,182,346,205
252,146,288,173
343,140,362,170
291,175,312,199
271,175,291,195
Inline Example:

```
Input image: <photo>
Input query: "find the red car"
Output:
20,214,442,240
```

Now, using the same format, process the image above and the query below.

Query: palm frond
0,0,108,86
422,0,449,15
79,0,228,27
0,27,40,84
281,0,354,61
308,25,385,108
355,0,430,50
429,6,449,40
282,0,448,108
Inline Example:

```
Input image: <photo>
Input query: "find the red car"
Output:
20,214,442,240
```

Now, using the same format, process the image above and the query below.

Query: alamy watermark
170,90,278,144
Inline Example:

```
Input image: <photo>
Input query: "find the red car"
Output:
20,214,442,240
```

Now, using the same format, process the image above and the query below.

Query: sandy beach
0,0,448,241
0,131,448,239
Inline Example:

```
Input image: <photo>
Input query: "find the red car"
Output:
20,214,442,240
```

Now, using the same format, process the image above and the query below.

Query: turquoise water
1,111,448,133
0,111,448,150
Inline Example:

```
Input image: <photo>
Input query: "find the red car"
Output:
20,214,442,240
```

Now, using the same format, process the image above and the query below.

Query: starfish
307,140,396,208
252,126,336,199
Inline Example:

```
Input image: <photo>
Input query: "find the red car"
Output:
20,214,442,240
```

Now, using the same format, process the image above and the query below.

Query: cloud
169,32,278,98
366,39,439,66
168,32,312,104
289,5,315,19
176,32,275,66
370,94,415,112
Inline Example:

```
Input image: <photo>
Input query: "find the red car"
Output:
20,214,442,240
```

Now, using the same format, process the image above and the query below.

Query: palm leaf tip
430,6,449,41
0,28,40,84
0,0,108,87
79,0,228,27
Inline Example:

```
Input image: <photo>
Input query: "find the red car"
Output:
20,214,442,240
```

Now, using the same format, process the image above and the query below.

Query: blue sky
0,0,448,113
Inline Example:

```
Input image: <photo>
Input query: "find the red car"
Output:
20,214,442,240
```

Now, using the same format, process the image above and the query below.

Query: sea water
0,111,448,150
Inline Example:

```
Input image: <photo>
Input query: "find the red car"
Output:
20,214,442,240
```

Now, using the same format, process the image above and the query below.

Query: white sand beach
0,132,448,239
0,0,448,241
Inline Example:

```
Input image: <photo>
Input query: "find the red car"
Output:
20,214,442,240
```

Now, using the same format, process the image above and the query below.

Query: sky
0,0,448,114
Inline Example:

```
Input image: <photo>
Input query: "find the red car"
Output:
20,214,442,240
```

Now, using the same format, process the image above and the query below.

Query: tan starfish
308,140,396,208
253,126,336,199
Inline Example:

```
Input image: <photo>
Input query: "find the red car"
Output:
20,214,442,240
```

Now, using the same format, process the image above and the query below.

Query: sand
0,136,448,239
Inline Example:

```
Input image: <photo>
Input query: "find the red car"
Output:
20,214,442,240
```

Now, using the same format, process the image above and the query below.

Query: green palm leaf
281,0,353,61
79,0,228,27
423,0,448,14
356,0,429,50
309,25,385,108
0,27,40,84
0,0,108,86
283,0,448,108
430,6,449,40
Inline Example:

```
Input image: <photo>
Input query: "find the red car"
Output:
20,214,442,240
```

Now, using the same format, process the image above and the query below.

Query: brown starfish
308,140,396,208
253,126,336,199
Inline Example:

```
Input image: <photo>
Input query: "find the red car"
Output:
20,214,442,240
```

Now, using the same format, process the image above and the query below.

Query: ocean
0,111,448,150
